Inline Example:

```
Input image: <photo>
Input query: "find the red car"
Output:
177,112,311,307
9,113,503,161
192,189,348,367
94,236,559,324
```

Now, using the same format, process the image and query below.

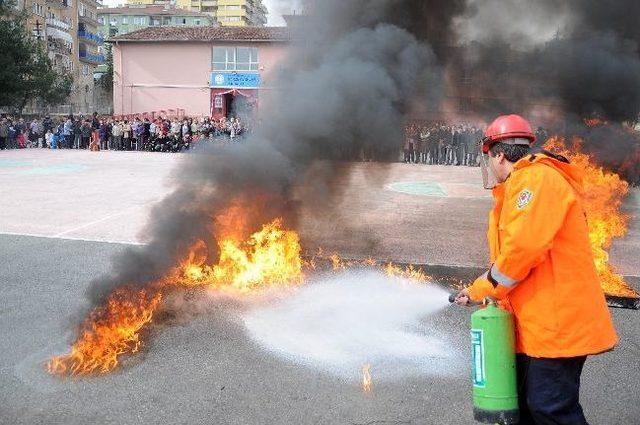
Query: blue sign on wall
210,72,261,89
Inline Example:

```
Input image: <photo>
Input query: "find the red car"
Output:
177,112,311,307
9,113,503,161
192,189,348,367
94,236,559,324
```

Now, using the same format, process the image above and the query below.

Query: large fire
47,288,162,375
545,137,639,299
172,218,304,292
47,217,304,376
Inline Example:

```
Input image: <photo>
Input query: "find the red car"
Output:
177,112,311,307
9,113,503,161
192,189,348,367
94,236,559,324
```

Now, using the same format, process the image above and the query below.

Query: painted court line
53,205,148,238
0,231,145,246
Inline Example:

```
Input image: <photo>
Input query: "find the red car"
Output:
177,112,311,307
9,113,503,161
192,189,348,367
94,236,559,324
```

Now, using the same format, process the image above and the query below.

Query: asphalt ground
1,150,639,424
1,235,639,424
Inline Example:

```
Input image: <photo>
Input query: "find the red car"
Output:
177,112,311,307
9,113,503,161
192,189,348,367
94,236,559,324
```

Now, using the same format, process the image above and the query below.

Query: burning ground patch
242,269,460,381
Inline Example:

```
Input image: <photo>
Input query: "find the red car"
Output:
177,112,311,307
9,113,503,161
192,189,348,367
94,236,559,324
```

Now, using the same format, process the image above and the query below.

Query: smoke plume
442,0,640,182
87,0,444,306
89,0,640,306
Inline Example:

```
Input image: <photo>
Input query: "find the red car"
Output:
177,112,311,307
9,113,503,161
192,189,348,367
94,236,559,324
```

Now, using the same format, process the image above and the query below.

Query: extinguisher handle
449,291,484,306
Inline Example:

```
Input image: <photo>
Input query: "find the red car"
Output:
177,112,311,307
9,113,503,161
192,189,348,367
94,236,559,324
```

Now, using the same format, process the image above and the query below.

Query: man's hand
453,288,471,306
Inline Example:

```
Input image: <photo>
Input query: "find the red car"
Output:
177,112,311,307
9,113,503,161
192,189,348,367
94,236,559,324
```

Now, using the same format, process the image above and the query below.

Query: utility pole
34,19,42,41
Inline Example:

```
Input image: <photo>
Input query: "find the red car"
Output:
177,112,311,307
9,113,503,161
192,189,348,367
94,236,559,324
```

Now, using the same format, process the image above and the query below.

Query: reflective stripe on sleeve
489,265,518,287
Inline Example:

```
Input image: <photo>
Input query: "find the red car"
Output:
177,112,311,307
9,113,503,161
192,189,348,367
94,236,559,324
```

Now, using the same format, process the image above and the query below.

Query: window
98,16,104,24
82,64,89,76
212,46,258,71
213,47,234,71
31,2,44,16
235,47,258,71
122,17,128,24
110,18,118,25
194,19,201,25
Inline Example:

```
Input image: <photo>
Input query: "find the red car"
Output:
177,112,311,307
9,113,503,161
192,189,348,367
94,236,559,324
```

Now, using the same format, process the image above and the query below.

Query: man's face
488,152,509,183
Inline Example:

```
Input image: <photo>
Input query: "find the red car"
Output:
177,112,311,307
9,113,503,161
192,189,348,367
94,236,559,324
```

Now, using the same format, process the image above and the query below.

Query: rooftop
109,26,290,42
97,5,213,18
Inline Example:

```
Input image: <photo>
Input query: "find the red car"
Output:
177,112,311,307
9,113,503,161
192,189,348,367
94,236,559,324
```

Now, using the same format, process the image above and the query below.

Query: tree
99,43,113,93
0,1,73,112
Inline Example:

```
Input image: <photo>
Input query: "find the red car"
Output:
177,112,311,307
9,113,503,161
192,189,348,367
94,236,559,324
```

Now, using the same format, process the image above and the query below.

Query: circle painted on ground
15,164,88,175
0,159,30,168
388,181,447,197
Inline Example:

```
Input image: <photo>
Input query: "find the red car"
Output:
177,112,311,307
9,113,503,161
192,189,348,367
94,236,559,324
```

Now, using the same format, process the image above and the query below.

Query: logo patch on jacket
516,189,534,209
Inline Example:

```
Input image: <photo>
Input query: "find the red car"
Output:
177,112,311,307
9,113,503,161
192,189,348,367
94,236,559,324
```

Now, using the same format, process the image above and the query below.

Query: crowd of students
404,122,484,166
403,122,550,166
0,113,248,152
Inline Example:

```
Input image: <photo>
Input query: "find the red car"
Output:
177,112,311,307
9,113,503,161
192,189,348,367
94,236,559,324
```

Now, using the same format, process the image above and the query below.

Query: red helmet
482,114,535,153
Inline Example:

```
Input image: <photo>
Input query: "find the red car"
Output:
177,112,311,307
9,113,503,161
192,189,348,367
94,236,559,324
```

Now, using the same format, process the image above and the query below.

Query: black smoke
86,0,445,306
440,0,640,183
88,0,640,307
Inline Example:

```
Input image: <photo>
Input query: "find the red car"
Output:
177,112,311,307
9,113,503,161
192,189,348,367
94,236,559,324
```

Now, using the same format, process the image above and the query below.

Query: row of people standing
1,113,250,152
404,123,484,166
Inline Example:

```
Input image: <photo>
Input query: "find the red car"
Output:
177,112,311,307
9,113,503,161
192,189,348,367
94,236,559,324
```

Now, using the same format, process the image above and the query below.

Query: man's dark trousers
516,354,588,424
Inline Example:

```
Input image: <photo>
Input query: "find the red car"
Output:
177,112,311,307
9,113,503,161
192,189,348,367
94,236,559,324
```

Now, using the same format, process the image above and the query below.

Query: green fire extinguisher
450,295,519,424
471,301,519,424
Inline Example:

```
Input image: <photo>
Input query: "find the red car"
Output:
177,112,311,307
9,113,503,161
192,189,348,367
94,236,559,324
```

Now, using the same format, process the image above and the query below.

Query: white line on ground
52,205,148,238
0,231,145,246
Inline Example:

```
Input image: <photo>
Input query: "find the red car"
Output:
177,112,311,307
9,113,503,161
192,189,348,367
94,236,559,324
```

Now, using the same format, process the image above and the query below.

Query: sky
100,0,297,26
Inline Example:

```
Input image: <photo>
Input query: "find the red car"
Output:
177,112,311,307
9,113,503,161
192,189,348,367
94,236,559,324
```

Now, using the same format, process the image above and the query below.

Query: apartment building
97,5,216,39
126,0,267,26
77,0,104,113
14,0,104,114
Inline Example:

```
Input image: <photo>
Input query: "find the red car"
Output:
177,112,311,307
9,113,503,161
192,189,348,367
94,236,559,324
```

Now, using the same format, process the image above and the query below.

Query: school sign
210,72,261,89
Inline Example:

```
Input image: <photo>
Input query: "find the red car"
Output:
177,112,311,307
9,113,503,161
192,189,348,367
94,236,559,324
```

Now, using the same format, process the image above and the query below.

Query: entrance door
224,94,234,118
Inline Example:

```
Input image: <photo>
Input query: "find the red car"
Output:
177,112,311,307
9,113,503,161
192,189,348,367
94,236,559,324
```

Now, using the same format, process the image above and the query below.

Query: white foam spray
242,269,460,382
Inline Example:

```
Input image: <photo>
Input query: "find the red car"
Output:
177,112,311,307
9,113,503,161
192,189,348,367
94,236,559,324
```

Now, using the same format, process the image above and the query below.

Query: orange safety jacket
468,152,618,358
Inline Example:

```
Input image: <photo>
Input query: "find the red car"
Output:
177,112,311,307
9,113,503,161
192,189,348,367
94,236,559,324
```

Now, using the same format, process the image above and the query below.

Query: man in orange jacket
454,114,618,425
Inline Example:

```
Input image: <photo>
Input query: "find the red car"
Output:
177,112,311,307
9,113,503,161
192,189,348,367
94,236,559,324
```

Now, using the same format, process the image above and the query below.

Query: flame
362,364,372,393
47,288,162,376
583,117,608,128
384,263,431,282
48,218,304,376
173,218,304,293
545,137,638,298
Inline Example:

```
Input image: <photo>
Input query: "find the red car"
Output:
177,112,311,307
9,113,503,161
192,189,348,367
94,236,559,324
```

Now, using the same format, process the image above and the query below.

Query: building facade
13,0,104,114
76,0,104,113
125,0,267,27
97,5,216,40
110,26,288,118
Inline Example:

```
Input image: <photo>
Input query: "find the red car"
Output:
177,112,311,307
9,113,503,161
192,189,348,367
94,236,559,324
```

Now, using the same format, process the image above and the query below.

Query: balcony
47,38,73,55
45,0,70,9
78,12,100,27
46,26,73,43
79,50,105,64
46,17,71,31
78,29,104,45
